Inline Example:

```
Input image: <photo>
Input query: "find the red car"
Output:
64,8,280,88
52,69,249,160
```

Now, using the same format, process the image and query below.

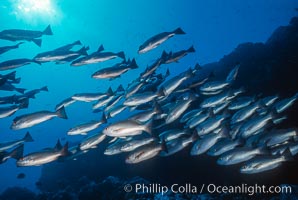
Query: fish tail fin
165,68,170,77
281,148,294,161
101,113,107,124
78,46,89,56
32,38,42,47
15,88,26,94
161,51,168,62
43,25,53,35
74,40,82,46
219,126,230,139
173,27,186,35
117,51,125,59
19,98,29,109
161,139,168,153
60,142,69,157
97,44,104,52
41,86,48,92
258,146,271,155
186,67,195,78
54,139,62,151
116,84,125,93
56,106,68,119
10,144,24,160
156,88,166,97
14,77,21,84
106,87,114,96
194,63,202,70
23,132,34,142
5,71,16,80
144,120,153,135
130,58,138,69
153,102,163,114
226,64,240,83
188,45,195,52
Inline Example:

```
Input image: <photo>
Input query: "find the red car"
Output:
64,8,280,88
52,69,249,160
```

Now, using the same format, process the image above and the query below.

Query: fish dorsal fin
97,45,104,52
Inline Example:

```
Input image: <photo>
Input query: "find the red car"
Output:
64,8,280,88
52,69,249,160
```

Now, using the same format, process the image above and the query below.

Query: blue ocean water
0,0,297,195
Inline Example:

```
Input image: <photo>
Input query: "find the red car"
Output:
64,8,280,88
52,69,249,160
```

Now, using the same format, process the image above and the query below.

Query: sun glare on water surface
10,0,61,24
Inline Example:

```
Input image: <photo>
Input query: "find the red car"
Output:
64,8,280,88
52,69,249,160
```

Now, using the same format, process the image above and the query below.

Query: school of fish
0,25,298,174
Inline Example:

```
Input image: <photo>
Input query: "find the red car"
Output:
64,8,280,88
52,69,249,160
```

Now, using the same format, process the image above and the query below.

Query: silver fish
138,28,185,54
11,107,68,130
17,143,68,166
103,120,152,137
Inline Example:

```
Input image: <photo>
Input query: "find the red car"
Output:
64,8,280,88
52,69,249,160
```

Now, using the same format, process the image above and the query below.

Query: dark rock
0,187,36,200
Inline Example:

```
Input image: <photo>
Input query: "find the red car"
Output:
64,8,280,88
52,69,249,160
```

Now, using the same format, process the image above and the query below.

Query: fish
162,46,195,64
104,138,133,155
191,128,229,156
217,146,269,165
17,143,68,166
11,106,68,130
140,58,164,79
53,40,82,51
0,101,28,119
0,132,33,152
160,134,197,157
264,128,298,147
125,81,145,98
200,90,236,108
261,95,279,106
239,113,274,139
34,45,88,63
129,103,162,123
199,65,240,93
68,114,107,135
71,45,125,66
228,96,255,110
106,105,127,119
159,129,191,142
92,58,138,80
0,83,26,94
0,144,24,164
22,86,48,99
55,97,76,110
165,94,196,124
274,92,298,113
120,137,156,152
0,58,41,71
186,111,212,129
159,68,194,96
72,87,113,102
240,149,293,174
230,102,261,124
0,42,24,55
195,114,227,136
207,138,243,156
104,95,123,113
138,27,185,54
92,95,115,110
180,108,203,123
0,25,53,47
123,91,163,107
79,132,106,151
103,119,152,137
125,141,168,164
